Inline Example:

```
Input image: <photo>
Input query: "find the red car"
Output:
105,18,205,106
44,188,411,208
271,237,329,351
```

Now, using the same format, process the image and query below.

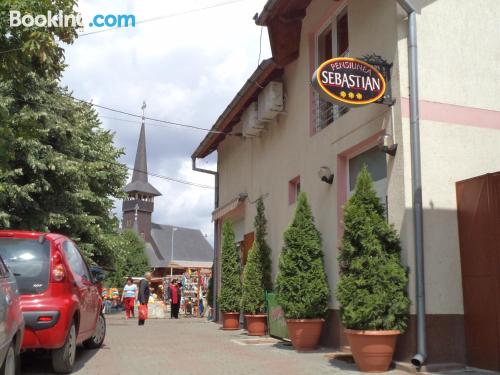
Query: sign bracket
360,54,395,107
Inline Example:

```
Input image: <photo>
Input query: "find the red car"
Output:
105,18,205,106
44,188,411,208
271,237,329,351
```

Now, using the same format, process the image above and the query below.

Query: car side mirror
94,273,106,283
90,267,107,283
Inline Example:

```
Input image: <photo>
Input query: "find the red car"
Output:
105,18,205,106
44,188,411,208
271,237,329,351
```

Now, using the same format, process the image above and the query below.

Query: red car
0,231,106,374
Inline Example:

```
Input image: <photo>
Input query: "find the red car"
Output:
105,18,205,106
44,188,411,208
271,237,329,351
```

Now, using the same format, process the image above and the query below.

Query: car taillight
38,316,53,322
52,264,65,282
51,252,66,282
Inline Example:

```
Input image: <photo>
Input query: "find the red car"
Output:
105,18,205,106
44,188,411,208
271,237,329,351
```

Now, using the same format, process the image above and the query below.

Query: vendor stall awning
167,260,213,269
212,193,247,222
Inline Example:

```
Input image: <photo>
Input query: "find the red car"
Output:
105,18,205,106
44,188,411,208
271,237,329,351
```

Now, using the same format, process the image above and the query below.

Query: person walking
121,277,137,320
176,281,183,317
199,291,205,317
168,279,180,319
138,272,152,326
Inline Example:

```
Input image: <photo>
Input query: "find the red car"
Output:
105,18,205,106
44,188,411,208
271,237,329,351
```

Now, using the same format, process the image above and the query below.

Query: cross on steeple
142,101,146,119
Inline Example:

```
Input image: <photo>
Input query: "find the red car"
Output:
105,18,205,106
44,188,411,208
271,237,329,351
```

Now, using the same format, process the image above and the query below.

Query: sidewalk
20,314,499,375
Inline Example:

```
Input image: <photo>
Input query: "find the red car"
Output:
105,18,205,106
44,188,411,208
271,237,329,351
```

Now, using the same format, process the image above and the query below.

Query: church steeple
122,102,161,242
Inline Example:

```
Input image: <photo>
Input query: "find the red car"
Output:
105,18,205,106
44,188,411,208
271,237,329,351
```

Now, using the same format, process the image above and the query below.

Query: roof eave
123,182,162,197
192,59,281,159
255,0,279,25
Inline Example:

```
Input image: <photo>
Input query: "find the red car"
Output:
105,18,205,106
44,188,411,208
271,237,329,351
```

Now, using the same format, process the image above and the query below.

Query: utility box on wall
258,81,284,122
242,102,265,137
456,172,500,371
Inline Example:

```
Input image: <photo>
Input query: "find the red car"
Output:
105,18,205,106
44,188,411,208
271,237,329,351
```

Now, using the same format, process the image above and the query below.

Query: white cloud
63,0,271,247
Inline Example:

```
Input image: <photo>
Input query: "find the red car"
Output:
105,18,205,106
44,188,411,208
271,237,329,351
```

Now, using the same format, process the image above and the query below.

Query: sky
61,0,272,244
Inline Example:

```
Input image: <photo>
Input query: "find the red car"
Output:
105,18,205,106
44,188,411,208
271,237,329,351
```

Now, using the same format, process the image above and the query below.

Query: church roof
124,121,162,196
124,180,162,196
144,223,214,268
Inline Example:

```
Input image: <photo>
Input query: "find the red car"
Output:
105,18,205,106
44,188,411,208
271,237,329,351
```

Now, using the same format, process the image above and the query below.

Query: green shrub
254,197,273,292
336,166,410,332
275,192,329,319
218,221,242,312
241,243,266,314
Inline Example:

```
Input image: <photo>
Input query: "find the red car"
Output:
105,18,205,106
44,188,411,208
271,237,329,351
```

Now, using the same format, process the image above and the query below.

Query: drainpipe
192,157,219,321
396,0,426,367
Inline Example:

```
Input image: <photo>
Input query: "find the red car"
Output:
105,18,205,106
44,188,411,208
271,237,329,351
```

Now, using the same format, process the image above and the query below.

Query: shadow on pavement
21,345,103,374
272,341,335,355
327,357,358,371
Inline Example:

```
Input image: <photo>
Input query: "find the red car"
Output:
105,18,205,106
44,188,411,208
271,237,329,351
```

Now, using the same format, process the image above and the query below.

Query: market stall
164,261,212,318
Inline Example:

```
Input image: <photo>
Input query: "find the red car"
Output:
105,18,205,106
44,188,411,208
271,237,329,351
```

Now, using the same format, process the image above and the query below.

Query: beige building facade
192,0,500,368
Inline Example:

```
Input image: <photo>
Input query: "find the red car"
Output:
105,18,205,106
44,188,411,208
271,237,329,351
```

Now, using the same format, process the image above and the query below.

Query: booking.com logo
9,11,136,29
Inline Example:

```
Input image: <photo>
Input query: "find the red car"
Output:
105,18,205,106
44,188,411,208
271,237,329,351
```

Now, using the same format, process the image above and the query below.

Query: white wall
216,0,500,315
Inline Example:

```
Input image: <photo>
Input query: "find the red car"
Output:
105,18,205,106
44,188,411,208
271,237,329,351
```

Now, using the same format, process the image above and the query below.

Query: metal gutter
191,59,279,320
396,0,427,367
192,157,219,319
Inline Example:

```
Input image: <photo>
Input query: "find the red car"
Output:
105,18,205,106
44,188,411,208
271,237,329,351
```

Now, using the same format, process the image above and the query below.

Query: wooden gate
456,172,500,371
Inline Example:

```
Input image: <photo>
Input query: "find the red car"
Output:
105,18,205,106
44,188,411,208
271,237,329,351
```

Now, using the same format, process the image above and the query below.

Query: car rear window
0,238,50,295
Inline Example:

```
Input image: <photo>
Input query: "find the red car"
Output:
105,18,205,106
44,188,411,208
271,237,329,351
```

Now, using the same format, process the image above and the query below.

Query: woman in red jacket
168,280,180,319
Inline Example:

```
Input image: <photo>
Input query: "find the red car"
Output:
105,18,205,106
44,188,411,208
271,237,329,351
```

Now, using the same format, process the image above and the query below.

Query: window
314,7,349,132
348,147,388,215
63,241,91,281
337,10,349,57
0,238,50,294
289,176,301,205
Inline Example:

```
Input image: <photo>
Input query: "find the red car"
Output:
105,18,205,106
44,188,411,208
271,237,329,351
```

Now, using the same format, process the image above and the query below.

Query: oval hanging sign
312,57,386,106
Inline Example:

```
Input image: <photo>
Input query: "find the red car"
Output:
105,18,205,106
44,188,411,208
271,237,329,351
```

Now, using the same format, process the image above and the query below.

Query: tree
218,221,241,313
104,230,150,287
275,192,329,319
240,243,265,314
0,0,127,268
254,197,273,292
336,166,410,332
0,77,127,266
0,0,79,81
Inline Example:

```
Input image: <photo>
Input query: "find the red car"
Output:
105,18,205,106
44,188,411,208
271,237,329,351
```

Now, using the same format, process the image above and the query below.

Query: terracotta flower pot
222,312,240,330
245,314,267,336
345,329,400,373
286,319,324,351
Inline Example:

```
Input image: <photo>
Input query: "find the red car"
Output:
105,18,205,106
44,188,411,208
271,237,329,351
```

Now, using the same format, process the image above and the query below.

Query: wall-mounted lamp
318,166,334,184
378,134,398,156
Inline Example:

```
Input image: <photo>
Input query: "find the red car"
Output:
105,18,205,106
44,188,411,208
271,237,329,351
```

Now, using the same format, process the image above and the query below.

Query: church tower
122,102,161,242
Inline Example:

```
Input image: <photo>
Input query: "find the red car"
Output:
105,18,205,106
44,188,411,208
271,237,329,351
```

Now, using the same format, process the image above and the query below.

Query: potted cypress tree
336,166,410,372
218,221,242,330
241,243,267,336
276,192,329,350
254,197,273,292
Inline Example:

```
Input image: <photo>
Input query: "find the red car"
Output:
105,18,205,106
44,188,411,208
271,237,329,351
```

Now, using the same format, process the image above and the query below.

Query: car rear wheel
52,322,76,374
83,313,106,349
0,342,19,375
